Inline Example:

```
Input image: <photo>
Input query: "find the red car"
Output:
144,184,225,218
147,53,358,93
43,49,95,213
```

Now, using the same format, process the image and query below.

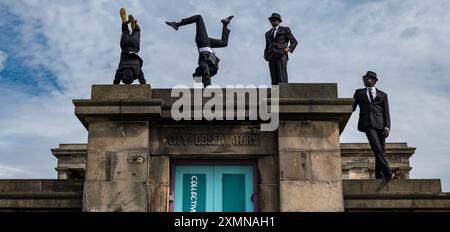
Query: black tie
367,88,374,103
271,28,276,38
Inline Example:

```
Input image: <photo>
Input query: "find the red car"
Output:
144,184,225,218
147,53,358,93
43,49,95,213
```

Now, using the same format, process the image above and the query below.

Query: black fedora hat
268,13,282,22
363,71,378,81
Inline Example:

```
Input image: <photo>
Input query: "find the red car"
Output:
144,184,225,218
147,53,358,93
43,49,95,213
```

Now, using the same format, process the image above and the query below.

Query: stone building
0,83,449,212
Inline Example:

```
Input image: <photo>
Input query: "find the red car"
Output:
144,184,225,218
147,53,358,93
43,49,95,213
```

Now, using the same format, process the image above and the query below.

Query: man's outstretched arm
352,91,359,112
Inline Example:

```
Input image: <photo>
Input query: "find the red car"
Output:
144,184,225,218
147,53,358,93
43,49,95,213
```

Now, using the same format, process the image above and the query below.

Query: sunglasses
363,77,376,81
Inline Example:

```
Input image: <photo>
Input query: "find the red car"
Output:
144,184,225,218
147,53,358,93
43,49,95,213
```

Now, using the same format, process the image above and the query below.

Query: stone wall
341,143,415,179
343,179,450,211
2,179,449,212
52,143,416,181
1,83,447,212
0,179,83,211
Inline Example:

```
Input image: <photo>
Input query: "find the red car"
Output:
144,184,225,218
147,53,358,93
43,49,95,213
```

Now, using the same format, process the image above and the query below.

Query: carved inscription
167,133,260,146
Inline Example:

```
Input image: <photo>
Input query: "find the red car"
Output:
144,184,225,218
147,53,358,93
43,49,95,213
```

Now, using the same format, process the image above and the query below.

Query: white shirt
271,26,279,39
198,47,214,53
366,87,377,102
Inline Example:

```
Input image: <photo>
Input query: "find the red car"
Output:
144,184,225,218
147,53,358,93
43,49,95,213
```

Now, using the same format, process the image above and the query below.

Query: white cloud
0,0,450,191
0,163,30,178
0,50,6,72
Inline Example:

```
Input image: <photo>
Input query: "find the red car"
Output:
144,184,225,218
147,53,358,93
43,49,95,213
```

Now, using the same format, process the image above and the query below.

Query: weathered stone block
310,152,342,181
91,84,151,100
343,179,443,194
279,150,343,182
87,121,149,152
147,184,169,212
279,151,311,181
258,184,279,212
85,151,110,181
278,121,340,150
279,83,338,99
83,181,147,212
257,156,278,184
279,181,344,212
148,156,169,185
110,151,148,182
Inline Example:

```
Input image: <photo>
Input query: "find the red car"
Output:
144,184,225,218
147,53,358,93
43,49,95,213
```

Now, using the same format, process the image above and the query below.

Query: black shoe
165,21,178,30
391,167,400,174
221,16,234,25
387,173,395,181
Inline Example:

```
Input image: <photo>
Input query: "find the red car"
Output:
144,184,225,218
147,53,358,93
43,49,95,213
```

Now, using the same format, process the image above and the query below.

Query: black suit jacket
264,26,298,62
353,88,391,132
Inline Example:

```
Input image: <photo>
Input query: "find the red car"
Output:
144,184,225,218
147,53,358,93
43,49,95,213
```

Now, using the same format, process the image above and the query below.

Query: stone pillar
147,156,170,212
278,121,343,211
73,85,162,212
257,155,279,211
83,121,149,211
277,83,353,212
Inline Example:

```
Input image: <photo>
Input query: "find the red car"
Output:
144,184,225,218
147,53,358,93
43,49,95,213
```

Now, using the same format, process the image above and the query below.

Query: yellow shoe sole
120,8,127,23
129,15,136,29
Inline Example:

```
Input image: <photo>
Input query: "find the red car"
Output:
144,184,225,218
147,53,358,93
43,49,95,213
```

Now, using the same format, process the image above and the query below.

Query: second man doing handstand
166,15,233,87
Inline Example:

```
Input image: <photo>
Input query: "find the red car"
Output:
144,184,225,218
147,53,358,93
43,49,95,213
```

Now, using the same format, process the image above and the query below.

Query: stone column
147,156,170,212
83,121,149,211
73,85,162,212
277,83,353,212
56,168,68,180
257,155,279,211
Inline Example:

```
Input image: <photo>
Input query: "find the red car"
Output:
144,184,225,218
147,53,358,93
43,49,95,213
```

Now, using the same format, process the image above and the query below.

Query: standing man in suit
264,13,298,85
353,71,395,180
165,14,233,87
114,8,147,85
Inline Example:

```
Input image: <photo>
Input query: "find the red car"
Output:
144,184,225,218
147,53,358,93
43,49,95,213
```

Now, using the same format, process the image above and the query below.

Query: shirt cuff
384,127,390,131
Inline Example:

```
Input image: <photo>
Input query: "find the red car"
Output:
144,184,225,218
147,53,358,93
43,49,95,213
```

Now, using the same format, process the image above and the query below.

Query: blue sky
0,0,449,190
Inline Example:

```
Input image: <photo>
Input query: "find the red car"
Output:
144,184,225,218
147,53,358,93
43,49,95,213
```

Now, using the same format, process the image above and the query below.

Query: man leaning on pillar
352,71,396,180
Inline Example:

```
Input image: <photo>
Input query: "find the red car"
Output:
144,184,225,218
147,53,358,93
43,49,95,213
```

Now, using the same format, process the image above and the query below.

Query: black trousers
176,14,230,49
364,127,392,179
269,54,288,85
176,15,229,87
121,23,140,52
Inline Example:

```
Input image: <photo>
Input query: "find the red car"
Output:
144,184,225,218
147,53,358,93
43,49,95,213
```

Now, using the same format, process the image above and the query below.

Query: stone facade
68,83,355,212
1,83,449,212
51,143,416,181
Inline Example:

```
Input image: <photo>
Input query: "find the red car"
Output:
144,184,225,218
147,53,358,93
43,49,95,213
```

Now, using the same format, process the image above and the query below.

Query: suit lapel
267,30,274,42
374,89,382,102
361,89,371,104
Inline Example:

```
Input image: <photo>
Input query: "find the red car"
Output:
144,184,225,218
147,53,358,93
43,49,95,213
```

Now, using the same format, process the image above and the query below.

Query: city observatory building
0,83,449,212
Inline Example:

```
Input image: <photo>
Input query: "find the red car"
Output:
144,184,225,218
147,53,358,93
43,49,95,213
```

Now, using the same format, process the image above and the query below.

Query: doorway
171,161,256,212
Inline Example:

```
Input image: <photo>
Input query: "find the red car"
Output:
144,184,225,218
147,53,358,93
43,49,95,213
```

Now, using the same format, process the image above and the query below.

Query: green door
174,165,254,212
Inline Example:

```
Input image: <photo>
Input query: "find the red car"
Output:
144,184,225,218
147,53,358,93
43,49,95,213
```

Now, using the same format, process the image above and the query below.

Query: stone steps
0,180,83,211
343,179,443,193
343,179,450,211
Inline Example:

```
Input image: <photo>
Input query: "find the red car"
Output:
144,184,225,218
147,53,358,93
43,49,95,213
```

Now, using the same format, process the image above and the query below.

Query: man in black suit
114,8,146,85
353,71,395,180
166,15,233,87
264,13,298,85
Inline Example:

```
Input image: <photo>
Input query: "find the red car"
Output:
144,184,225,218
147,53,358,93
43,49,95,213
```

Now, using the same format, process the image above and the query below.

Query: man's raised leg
209,16,233,48
166,15,210,47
